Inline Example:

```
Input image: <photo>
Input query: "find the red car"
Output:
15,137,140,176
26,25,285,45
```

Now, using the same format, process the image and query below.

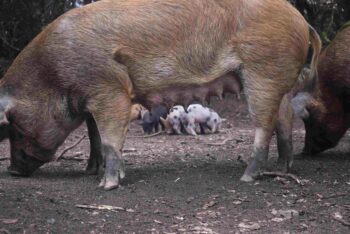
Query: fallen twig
0,228,10,234
332,212,350,227
56,135,86,161
207,137,233,146
0,157,9,161
60,157,85,161
322,192,347,200
128,131,163,138
76,204,134,213
123,148,137,152
261,171,301,184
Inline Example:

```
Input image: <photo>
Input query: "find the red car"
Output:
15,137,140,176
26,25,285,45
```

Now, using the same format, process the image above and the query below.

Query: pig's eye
214,119,217,123
174,116,178,119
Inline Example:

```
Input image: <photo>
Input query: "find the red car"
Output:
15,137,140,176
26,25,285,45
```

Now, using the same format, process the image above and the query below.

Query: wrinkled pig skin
0,0,321,190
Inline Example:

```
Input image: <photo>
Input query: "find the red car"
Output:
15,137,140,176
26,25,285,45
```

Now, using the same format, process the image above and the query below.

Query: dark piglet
141,105,168,134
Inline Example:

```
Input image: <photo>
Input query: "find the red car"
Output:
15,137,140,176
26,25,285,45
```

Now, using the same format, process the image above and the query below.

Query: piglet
160,105,185,134
182,104,224,135
141,105,168,134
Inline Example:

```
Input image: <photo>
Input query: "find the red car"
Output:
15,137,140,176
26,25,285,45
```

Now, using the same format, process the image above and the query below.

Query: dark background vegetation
0,0,349,77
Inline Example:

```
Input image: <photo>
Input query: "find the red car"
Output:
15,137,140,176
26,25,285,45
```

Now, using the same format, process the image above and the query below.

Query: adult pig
292,25,350,155
0,0,321,190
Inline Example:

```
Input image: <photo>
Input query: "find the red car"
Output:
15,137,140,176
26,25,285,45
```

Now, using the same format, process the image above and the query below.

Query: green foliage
288,0,350,44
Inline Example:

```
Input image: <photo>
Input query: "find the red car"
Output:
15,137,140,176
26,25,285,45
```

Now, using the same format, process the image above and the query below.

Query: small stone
272,217,285,222
47,218,56,225
233,200,242,205
238,222,261,231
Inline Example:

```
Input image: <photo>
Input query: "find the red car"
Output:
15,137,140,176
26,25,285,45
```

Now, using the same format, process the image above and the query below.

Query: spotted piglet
182,104,224,136
160,105,185,134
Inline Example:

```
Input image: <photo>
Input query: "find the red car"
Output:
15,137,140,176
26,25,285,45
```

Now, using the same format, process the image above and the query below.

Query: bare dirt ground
0,95,349,234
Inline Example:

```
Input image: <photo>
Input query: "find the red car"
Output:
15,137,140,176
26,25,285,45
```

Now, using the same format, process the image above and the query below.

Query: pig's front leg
87,77,131,190
199,123,206,134
89,95,129,190
85,115,104,175
185,123,197,136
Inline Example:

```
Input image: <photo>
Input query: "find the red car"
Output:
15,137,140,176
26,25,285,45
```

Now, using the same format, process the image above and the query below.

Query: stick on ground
56,135,86,161
261,171,301,184
332,212,350,227
128,131,163,138
76,204,125,212
207,137,233,146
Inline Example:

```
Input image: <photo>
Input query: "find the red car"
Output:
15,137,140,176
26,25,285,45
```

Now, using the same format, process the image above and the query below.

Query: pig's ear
0,97,13,126
113,46,134,64
291,92,313,119
160,117,167,125
160,117,171,129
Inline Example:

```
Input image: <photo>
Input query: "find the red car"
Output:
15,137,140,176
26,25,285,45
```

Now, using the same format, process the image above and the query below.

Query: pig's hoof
240,174,255,182
276,162,288,173
86,166,98,175
86,164,104,175
98,176,120,190
119,168,125,179
104,180,119,190
8,166,32,177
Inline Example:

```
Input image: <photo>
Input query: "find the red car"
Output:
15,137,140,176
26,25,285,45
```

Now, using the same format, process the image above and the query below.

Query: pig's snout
8,150,44,177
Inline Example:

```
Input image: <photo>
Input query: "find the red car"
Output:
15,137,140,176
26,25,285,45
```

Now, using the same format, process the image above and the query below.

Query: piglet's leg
85,115,104,175
199,123,206,134
275,94,294,172
88,89,131,190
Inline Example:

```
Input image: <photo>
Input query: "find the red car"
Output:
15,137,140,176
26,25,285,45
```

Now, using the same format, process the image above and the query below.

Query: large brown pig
292,25,350,155
0,0,321,190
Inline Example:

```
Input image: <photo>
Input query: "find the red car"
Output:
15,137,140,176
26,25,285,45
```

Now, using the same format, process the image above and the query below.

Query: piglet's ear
160,117,166,125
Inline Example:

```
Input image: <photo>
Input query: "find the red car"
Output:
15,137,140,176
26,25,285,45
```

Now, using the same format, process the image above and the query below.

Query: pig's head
292,69,347,155
206,111,224,133
0,96,46,176
181,114,197,136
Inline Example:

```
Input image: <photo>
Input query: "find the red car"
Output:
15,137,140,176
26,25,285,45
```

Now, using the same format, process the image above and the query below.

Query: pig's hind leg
275,94,294,172
240,70,288,182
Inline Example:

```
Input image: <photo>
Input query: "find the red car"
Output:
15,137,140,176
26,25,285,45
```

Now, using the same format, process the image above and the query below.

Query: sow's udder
137,71,242,108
